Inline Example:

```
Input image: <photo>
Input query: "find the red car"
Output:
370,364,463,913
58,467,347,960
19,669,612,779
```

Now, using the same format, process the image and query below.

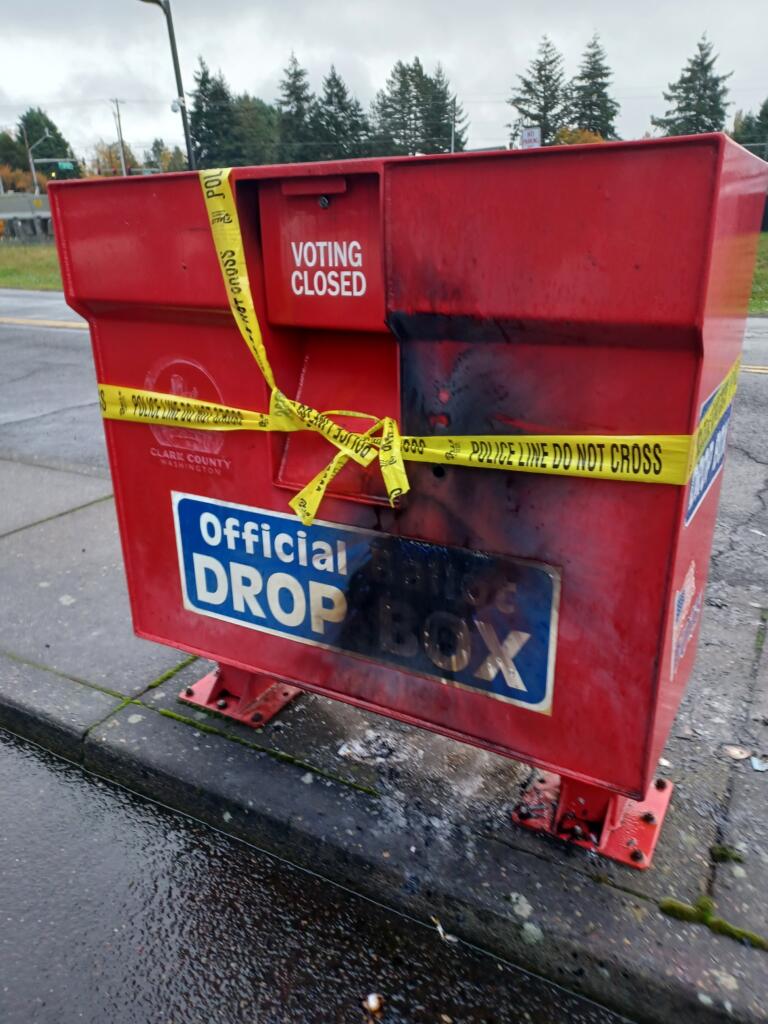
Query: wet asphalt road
0,732,631,1024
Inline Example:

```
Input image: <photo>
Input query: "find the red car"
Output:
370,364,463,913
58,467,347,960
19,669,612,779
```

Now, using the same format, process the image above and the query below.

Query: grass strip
0,243,62,290
0,235,766,311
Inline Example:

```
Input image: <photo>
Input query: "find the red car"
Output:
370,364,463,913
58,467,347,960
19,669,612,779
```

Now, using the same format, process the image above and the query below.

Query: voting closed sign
172,492,560,713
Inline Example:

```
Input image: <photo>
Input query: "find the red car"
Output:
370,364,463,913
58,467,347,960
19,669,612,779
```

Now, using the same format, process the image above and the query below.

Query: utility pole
450,96,456,153
137,0,196,170
111,99,128,176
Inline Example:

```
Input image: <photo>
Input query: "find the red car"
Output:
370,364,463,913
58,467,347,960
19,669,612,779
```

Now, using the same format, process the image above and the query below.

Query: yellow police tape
95,168,740,525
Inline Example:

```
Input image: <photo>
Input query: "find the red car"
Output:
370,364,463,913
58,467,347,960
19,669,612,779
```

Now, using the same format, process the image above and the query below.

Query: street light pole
22,126,49,196
137,0,196,170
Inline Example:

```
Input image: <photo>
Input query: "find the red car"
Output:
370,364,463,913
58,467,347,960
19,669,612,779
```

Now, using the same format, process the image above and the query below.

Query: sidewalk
1,309,768,1023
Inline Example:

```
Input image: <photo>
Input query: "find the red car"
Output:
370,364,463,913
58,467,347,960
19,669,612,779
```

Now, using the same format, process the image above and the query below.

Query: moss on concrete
710,844,745,864
659,895,768,951
143,655,198,691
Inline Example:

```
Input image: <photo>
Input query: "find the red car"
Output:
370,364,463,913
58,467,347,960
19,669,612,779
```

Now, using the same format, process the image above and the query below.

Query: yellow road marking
0,315,86,331
1,314,766,375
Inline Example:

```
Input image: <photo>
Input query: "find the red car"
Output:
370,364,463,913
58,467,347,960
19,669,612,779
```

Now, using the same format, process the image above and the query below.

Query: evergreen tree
418,63,467,153
0,130,26,170
167,146,187,171
732,109,758,143
370,60,417,154
276,53,315,163
408,57,433,146
651,36,731,136
508,36,570,146
236,94,279,165
370,58,467,155
144,138,169,171
142,138,188,172
17,108,80,178
570,34,619,139
190,58,240,167
732,97,768,154
308,66,369,160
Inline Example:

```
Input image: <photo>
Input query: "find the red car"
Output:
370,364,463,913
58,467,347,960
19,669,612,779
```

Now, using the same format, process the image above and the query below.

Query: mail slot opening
234,173,398,506
258,173,385,333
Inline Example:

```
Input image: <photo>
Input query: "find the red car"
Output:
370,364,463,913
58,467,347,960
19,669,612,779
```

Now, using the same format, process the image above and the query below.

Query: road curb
0,653,122,762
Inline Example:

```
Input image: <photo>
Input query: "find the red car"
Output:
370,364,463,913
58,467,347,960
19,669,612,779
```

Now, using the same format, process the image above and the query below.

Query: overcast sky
1,0,766,160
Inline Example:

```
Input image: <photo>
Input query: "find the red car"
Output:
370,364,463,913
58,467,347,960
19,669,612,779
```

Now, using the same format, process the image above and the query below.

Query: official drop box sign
173,493,561,713
685,374,734,525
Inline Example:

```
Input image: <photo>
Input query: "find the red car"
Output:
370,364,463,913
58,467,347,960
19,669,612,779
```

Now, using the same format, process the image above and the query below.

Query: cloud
1,0,766,158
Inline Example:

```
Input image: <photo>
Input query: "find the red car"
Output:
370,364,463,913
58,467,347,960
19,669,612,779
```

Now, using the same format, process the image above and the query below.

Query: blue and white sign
172,493,560,713
685,381,733,525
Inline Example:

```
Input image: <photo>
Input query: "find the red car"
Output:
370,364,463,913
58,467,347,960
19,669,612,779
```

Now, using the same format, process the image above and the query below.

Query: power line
0,98,179,108
0,81,765,111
